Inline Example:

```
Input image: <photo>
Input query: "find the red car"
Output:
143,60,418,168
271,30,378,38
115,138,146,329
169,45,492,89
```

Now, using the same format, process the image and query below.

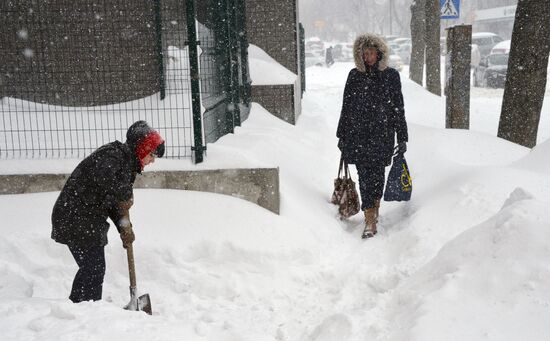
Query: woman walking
337,34,409,238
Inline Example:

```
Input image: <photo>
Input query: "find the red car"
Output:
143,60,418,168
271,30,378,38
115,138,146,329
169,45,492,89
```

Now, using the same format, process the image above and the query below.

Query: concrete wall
245,0,302,124
0,168,280,214
251,80,301,124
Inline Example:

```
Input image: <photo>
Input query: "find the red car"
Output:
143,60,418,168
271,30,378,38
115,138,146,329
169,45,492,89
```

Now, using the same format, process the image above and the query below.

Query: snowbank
513,138,550,174
387,189,550,341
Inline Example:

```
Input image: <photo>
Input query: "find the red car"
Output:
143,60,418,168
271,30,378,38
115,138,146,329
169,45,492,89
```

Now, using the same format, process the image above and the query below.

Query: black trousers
356,163,385,210
68,245,106,303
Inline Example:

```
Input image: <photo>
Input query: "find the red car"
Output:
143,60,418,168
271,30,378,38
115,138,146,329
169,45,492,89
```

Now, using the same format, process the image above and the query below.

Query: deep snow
1,62,549,341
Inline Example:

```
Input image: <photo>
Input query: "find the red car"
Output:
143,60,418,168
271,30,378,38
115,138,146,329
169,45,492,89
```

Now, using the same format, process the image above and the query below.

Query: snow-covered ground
1,62,549,341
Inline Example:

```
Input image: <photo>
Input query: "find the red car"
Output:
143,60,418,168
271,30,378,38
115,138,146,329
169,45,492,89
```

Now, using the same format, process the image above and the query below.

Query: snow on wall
248,44,297,85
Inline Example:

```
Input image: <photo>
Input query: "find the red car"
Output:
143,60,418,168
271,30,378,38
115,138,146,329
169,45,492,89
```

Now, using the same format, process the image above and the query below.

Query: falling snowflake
17,29,28,40
23,48,34,58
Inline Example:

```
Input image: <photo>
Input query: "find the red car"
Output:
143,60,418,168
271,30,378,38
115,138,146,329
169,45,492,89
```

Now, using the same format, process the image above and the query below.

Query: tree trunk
424,0,441,95
497,0,550,147
409,0,426,85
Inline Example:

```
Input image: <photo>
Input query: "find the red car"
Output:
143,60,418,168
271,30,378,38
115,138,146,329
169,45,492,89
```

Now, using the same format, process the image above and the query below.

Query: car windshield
488,54,509,66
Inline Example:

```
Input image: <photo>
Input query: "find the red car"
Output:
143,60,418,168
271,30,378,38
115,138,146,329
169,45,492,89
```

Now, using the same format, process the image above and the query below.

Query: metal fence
197,0,251,144
299,23,306,96
0,0,251,163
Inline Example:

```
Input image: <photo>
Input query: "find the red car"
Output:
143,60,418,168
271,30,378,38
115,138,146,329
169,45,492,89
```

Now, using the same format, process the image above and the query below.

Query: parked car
393,37,411,47
339,43,354,62
471,44,481,68
305,38,325,57
397,43,411,64
388,54,404,71
305,51,325,68
306,38,324,51
473,53,509,88
388,42,401,55
472,32,504,58
331,43,354,62
491,40,511,54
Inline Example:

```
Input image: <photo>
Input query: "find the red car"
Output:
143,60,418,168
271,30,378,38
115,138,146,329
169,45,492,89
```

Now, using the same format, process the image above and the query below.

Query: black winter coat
51,141,140,248
337,67,408,166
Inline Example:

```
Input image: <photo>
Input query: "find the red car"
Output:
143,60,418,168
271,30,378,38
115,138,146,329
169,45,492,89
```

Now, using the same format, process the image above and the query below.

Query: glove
397,142,407,154
117,197,135,248
120,226,135,249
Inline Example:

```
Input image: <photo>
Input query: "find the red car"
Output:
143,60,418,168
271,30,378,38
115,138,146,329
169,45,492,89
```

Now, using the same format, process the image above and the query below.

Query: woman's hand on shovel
120,226,135,249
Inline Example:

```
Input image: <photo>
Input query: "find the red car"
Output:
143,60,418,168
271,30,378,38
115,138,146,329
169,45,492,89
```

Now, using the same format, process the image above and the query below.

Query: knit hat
136,131,164,160
126,121,165,169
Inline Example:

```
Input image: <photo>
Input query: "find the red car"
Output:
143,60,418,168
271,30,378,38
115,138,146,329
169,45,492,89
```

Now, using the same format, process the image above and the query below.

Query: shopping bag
332,156,361,218
331,157,346,204
383,153,412,202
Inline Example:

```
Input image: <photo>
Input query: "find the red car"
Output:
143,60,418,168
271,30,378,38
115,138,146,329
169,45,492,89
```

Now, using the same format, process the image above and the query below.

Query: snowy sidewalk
1,62,550,341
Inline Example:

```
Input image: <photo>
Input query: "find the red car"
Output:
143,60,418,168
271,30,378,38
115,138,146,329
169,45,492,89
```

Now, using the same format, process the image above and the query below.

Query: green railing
196,0,251,145
299,23,306,96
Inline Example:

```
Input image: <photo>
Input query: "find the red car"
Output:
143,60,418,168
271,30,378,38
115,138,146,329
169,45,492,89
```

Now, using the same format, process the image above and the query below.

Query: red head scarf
135,131,164,169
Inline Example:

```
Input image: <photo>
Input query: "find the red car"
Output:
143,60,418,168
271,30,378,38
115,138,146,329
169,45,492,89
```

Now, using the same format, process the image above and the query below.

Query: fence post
445,25,471,129
153,0,165,100
216,0,234,134
227,0,241,127
186,0,205,163
299,23,305,97
237,0,251,114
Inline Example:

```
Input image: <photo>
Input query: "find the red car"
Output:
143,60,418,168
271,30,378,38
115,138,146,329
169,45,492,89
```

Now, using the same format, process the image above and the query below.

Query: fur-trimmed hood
353,34,389,72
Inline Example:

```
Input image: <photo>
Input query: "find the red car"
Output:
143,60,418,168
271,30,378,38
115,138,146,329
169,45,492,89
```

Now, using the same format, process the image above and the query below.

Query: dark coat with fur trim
337,34,408,166
51,141,141,248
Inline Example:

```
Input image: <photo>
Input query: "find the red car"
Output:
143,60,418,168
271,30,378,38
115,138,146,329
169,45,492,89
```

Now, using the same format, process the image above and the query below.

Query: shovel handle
126,243,137,288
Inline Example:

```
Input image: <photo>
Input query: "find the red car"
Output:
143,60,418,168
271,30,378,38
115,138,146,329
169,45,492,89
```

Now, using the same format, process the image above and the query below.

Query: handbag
331,156,361,218
383,152,412,202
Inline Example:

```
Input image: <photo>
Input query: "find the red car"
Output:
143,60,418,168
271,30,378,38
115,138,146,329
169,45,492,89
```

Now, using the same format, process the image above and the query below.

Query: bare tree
409,0,426,85
425,0,441,95
497,0,550,147
390,0,411,37
348,1,369,36
299,0,413,40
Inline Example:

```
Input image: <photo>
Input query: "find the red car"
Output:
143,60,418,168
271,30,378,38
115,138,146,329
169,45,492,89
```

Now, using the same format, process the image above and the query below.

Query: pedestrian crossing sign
440,0,460,19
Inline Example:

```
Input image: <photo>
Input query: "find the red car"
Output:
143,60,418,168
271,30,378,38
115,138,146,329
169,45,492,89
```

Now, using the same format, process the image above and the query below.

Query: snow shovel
124,243,152,315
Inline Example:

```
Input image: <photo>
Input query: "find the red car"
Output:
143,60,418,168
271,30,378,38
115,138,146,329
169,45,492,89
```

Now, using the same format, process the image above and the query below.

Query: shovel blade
124,290,152,315
138,293,152,315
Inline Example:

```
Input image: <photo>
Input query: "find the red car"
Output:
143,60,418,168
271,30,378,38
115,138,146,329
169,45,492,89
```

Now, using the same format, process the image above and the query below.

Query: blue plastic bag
383,153,412,201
